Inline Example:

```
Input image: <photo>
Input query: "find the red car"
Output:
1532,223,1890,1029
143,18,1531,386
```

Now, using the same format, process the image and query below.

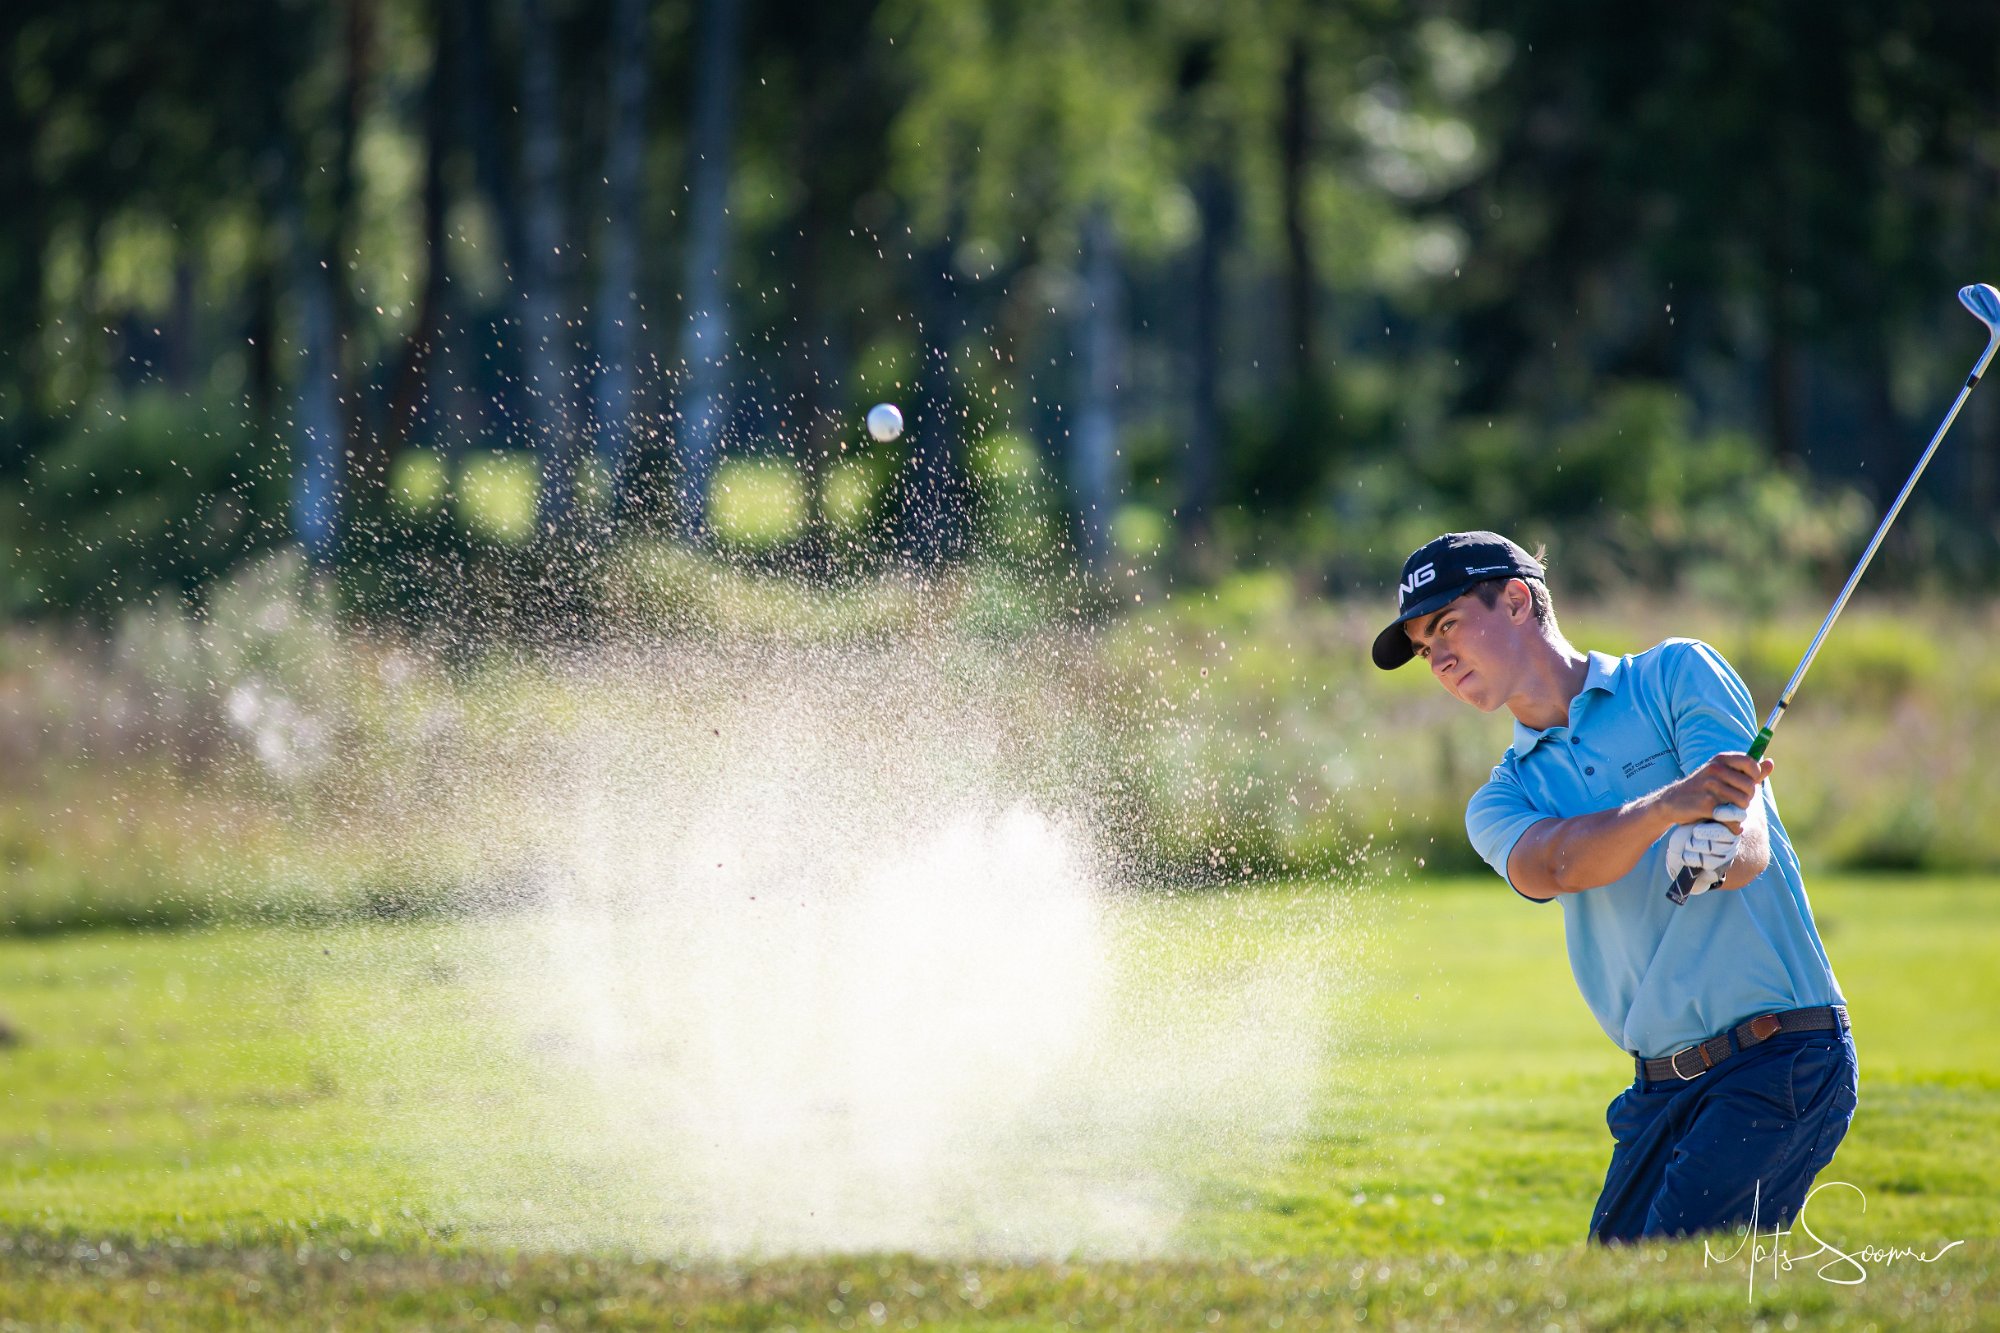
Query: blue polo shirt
1465,639,1846,1060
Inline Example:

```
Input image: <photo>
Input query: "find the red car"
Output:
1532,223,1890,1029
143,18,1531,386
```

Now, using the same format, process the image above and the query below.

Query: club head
1959,283,2000,341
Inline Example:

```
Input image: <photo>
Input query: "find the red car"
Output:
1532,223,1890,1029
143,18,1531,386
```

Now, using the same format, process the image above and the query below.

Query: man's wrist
1622,790,1682,841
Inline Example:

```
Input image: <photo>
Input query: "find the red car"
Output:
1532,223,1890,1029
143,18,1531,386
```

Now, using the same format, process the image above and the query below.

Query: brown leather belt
1636,1004,1849,1083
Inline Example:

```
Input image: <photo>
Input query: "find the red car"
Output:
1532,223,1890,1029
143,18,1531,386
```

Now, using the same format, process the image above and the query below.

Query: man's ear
1506,578,1533,621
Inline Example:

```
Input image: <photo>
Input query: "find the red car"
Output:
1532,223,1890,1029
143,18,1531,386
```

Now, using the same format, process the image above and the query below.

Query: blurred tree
593,0,653,521
1162,21,1237,554
1453,0,2000,523
1182,162,1232,551
722,0,903,564
6,0,2000,618
461,0,530,268
673,0,746,538
890,240,972,563
329,0,373,480
1071,210,1124,565
520,0,584,540
883,0,1179,561
1279,32,1315,398
290,234,345,567
882,0,1444,559
380,0,454,468
0,30,45,466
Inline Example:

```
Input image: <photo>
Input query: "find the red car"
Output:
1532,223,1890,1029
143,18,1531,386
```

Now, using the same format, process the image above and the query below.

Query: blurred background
8,0,2000,930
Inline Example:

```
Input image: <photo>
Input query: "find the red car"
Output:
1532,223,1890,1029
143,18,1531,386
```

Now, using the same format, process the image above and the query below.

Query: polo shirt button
1570,737,1582,744
1585,766,1596,775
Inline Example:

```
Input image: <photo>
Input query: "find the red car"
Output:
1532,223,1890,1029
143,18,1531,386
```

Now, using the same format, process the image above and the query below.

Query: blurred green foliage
388,449,449,514
1286,383,1877,609
709,458,808,550
5,0,2000,619
0,388,284,614
1099,569,2000,882
455,452,540,544
8,553,2000,937
821,456,890,534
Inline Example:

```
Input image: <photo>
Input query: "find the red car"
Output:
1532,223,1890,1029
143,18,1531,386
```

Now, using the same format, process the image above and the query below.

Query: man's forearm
1537,790,1681,894
1718,798,1771,890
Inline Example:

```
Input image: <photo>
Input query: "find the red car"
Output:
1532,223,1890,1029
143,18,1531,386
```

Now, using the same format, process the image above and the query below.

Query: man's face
1403,582,1530,711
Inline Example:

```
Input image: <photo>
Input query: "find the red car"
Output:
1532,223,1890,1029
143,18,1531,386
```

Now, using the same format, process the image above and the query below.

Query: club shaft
1753,334,2000,751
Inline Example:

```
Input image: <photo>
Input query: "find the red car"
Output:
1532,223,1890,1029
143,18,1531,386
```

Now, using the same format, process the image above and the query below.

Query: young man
1373,531,1857,1245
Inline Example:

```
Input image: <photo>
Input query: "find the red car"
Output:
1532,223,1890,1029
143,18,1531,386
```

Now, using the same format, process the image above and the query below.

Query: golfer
1373,531,1858,1245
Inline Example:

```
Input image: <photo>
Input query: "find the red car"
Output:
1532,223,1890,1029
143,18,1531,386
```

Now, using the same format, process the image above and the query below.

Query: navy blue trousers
1589,1027,1859,1245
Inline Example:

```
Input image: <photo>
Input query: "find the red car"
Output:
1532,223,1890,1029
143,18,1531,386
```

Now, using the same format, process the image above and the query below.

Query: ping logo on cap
1399,563,1436,600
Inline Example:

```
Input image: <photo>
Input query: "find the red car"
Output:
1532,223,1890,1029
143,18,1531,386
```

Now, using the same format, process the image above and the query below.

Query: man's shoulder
1633,635,1716,665
1615,637,1760,727
1621,637,1739,688
1477,749,1525,787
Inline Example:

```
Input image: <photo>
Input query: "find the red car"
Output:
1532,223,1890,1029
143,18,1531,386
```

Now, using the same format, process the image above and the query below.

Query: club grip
1667,728,1772,904
1666,864,1702,905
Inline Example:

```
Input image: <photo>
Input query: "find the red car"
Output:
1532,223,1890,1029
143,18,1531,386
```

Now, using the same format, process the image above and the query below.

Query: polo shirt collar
1511,650,1624,755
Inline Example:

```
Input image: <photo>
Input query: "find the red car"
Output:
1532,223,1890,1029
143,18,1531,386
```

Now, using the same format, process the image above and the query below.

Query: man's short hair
1468,545,1554,627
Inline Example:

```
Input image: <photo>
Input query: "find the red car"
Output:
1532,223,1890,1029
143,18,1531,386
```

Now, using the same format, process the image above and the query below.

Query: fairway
2,874,1993,1328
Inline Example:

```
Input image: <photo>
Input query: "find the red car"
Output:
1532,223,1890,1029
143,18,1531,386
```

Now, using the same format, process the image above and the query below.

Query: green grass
1,875,1994,1328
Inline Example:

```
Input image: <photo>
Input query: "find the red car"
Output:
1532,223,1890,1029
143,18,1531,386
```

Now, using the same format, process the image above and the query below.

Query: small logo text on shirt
1623,749,1673,779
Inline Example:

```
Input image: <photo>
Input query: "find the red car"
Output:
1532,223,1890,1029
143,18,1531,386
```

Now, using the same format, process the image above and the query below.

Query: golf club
1668,282,2000,905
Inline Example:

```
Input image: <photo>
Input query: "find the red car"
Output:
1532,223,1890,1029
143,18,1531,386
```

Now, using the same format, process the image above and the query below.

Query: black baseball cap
1371,531,1546,670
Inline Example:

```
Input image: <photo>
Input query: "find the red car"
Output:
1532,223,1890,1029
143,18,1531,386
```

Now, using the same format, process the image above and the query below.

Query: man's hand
1657,754,1773,829
1666,818,1740,897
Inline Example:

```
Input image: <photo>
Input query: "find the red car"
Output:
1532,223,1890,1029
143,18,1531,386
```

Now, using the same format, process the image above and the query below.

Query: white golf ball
866,402,904,442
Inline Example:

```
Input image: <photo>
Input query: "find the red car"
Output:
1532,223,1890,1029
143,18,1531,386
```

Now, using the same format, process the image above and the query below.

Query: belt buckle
1670,1043,1710,1081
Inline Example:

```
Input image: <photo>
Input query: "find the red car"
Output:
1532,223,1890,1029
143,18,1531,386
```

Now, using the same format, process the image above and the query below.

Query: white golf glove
1666,815,1741,897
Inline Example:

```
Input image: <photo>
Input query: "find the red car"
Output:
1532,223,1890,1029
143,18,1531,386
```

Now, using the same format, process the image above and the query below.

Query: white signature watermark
1703,1180,1963,1302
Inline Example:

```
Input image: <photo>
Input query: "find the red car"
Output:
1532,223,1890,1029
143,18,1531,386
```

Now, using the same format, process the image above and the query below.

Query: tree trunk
0,63,43,458
1071,209,1124,566
454,0,522,479
1767,284,1798,467
675,0,746,538
1280,35,1314,396
383,0,453,464
788,152,836,562
893,242,970,565
460,0,527,268
246,255,277,432
594,0,651,524
166,255,197,391
1764,119,1800,467
332,0,376,502
247,0,287,504
520,0,581,540
1181,166,1234,550
252,0,344,567
292,230,346,568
